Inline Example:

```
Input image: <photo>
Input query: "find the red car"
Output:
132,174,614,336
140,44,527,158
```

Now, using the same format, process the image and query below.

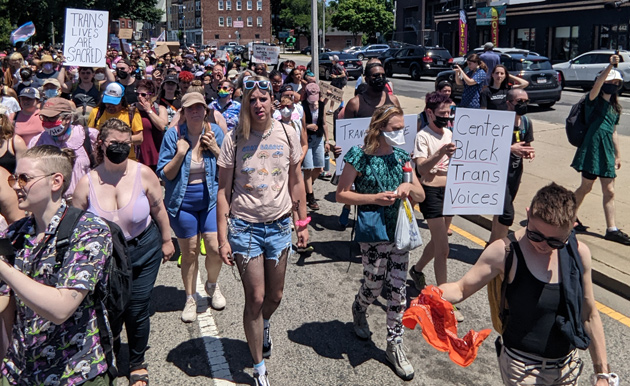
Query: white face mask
382,129,405,147
285,68,293,75
280,107,292,118
44,89,58,99
45,123,68,137
94,73,105,81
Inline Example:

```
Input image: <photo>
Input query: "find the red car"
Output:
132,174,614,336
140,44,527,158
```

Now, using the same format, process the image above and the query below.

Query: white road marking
196,272,235,385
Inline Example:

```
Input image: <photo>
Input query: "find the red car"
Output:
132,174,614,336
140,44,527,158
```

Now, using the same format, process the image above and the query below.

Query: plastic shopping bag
395,198,422,251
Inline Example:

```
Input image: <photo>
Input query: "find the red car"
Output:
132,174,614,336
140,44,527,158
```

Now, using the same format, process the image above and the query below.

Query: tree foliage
331,0,392,39
278,0,313,39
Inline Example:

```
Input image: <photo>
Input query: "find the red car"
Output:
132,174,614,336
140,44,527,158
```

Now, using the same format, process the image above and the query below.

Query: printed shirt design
0,201,113,385
210,99,242,132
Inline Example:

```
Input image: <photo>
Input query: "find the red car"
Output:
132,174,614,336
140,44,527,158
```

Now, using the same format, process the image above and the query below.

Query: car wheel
324,68,331,80
538,102,555,109
357,54,364,61
410,65,421,81
385,64,393,77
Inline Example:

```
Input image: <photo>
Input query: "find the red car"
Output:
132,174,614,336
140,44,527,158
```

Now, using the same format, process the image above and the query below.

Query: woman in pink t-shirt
14,88,44,145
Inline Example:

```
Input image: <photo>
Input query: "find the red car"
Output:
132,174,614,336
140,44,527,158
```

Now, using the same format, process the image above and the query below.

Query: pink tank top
87,163,152,240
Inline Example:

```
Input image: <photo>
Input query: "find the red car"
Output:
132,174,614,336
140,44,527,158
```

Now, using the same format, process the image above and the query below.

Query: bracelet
218,242,228,249
592,373,619,386
295,217,311,227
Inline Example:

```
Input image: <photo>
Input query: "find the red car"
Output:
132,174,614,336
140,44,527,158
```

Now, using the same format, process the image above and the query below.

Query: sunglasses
244,80,270,90
136,92,152,97
8,173,55,189
510,99,530,104
219,86,232,90
525,227,567,249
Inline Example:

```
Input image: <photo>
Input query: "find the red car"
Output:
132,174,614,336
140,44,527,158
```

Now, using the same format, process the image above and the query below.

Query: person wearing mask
480,64,529,111
280,60,295,82
115,59,139,105
157,92,226,322
454,54,487,108
73,118,174,386
58,66,107,108
488,89,535,244
41,79,62,102
274,95,307,165
87,82,144,160
418,81,455,130
216,77,309,386
158,74,182,125
572,55,630,245
209,79,241,132
344,62,400,118
0,85,20,121
408,92,462,321
336,105,425,381
28,97,98,202
135,79,168,172
479,42,501,86
0,106,26,174
14,87,44,145
35,55,59,84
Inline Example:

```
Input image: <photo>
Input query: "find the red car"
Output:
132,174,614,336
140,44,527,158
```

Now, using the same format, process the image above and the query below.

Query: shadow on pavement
220,337,256,385
152,285,186,313
287,320,388,368
298,240,361,266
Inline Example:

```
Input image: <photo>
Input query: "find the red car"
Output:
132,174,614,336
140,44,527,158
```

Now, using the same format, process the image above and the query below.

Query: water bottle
324,151,330,173
403,162,413,183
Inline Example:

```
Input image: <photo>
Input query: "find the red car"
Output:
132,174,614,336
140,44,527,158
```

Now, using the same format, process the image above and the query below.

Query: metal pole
322,1,325,50
311,0,319,81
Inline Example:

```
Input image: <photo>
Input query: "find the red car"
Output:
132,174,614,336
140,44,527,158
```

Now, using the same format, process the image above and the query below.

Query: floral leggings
354,242,409,341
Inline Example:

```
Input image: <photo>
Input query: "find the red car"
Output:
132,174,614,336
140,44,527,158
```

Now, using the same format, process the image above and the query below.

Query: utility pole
322,0,326,50
311,0,319,81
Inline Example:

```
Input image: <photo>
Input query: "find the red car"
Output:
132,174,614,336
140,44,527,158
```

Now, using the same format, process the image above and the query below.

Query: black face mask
105,143,131,164
514,102,528,116
369,76,387,92
433,115,450,129
116,69,129,80
601,83,620,95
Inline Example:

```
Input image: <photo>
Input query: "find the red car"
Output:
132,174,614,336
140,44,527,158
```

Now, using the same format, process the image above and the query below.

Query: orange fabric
402,285,492,367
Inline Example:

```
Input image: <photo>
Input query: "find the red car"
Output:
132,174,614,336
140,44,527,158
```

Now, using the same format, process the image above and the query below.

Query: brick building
202,0,272,47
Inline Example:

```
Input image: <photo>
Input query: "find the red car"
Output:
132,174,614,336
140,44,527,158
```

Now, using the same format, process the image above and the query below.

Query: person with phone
454,54,487,109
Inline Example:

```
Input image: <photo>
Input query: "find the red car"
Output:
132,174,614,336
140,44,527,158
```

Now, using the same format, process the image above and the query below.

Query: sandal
129,372,149,386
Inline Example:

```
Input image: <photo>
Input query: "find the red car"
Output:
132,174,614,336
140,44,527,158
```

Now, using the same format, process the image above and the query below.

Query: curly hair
178,71,194,82
530,183,577,229
95,118,132,165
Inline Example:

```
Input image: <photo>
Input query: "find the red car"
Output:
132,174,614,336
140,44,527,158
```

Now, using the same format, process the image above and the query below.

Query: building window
237,16,242,21
257,16,262,27
196,1,201,10
227,17,232,27
257,0,262,10
226,0,232,10
128,20,133,28
215,34,220,39
553,26,579,61
247,16,253,27
218,0,224,10
237,0,242,10
179,20,183,28
255,34,260,39
219,17,225,27
247,0,252,10
196,17,201,27
515,28,535,51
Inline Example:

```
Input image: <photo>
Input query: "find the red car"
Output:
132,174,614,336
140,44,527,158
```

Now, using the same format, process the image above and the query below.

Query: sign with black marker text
63,8,109,67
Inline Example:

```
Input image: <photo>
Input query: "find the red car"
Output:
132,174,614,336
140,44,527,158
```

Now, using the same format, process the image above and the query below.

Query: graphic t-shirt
480,86,509,110
217,121,301,223
414,126,453,174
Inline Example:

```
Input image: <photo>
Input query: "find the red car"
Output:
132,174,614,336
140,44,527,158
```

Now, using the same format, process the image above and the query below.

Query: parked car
301,46,332,55
233,45,246,55
553,49,630,92
307,52,364,80
378,48,401,64
383,46,453,80
343,46,362,54
354,44,391,60
452,47,541,66
435,53,561,108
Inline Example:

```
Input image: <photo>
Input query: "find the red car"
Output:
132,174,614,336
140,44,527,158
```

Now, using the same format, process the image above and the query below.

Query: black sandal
129,372,149,386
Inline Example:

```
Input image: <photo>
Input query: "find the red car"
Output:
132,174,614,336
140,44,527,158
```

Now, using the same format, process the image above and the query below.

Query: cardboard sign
319,81,344,104
335,115,417,175
109,35,120,50
252,44,280,64
156,41,180,54
215,49,228,61
118,28,133,39
153,44,170,57
443,108,515,215
63,8,109,67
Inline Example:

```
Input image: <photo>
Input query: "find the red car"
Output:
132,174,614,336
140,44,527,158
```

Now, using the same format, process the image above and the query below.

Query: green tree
331,0,392,40
278,0,313,41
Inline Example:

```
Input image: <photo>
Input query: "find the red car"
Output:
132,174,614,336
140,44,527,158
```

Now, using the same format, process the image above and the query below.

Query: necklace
252,121,274,140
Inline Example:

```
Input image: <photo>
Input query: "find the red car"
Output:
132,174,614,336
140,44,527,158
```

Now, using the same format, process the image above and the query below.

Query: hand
375,191,397,206
219,242,234,266
296,227,309,248
200,130,218,151
510,142,535,158
439,143,456,158
307,124,318,132
176,137,190,155
162,240,175,263
333,145,343,159
396,182,412,200
610,54,620,66
137,98,152,112
616,157,621,169
324,142,330,153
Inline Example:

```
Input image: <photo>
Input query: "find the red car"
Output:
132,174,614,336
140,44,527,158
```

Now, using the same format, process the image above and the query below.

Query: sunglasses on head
8,173,55,189
244,80,271,90
525,228,567,249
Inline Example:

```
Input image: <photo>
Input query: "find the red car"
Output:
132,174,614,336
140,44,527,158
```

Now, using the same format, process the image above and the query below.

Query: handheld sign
335,115,417,175
252,45,280,64
63,8,109,67
215,49,228,62
118,28,133,40
443,108,515,215
319,81,344,104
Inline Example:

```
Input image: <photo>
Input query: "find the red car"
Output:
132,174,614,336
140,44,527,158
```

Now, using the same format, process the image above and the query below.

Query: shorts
228,215,292,264
418,185,452,220
169,182,218,239
582,170,603,180
302,135,325,170
498,344,583,386
498,168,523,227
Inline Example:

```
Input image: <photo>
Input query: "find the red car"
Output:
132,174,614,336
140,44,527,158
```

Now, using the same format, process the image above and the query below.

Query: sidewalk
326,84,630,300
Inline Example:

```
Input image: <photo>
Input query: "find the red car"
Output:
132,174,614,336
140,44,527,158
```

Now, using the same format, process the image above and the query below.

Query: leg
203,232,221,282
262,248,289,320
574,175,596,210
234,253,266,364
355,243,388,311
600,177,616,229
426,217,450,285
385,247,408,341
414,238,434,273
178,235,200,296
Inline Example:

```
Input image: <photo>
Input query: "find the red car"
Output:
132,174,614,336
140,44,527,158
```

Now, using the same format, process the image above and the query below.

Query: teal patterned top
344,145,411,241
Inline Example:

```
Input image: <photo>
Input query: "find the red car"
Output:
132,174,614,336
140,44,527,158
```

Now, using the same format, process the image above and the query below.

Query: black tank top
502,242,574,358
0,138,16,174
354,93,394,118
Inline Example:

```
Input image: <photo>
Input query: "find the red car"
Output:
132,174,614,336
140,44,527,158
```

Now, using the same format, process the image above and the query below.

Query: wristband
295,217,311,227
592,373,619,386
218,242,228,249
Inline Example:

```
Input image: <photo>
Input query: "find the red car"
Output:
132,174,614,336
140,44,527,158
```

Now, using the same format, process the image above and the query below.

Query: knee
244,293,265,316
602,186,615,200
578,182,594,193
265,290,283,307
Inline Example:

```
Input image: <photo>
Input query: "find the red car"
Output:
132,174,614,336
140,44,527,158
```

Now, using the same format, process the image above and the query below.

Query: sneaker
200,239,206,255
604,229,630,245
453,306,464,322
351,301,371,340
307,199,319,211
408,267,426,290
205,282,226,310
262,324,272,358
254,371,270,386
386,337,415,381
181,297,197,323
296,245,314,253
574,218,588,232
339,206,350,228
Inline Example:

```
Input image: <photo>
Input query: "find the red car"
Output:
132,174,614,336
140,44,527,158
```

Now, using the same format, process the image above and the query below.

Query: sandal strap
129,373,149,386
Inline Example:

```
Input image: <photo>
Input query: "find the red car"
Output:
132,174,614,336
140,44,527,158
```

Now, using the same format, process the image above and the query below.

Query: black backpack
565,94,591,147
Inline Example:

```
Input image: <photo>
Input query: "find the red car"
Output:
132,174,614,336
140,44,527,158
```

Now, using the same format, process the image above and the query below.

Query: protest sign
63,8,109,67
335,115,417,175
153,44,169,57
118,28,133,39
443,108,515,215
156,41,180,54
252,44,280,64
319,81,344,104
215,49,228,62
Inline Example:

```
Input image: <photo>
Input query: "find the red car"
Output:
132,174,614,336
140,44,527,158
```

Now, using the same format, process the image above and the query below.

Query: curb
460,215,630,300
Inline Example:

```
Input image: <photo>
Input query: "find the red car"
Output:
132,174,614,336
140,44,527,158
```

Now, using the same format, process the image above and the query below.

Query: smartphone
614,49,619,68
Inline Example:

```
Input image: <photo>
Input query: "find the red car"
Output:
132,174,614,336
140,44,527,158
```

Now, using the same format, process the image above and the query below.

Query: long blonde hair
363,105,404,155
235,75,270,141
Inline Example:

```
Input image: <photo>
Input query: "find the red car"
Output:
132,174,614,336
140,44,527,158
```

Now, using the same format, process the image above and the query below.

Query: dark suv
435,53,561,108
384,46,453,80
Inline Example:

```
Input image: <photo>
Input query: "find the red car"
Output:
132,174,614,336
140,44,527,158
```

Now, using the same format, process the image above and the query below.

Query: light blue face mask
44,89,58,99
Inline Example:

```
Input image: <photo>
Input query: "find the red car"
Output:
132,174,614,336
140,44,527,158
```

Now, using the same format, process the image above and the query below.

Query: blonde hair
0,114,14,141
363,105,404,155
236,75,270,141
23,145,76,194
187,80,205,95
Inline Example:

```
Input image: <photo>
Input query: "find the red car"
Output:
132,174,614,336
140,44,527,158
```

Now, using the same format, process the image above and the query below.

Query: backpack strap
499,233,517,328
128,104,137,126
54,207,86,265
81,125,96,168
94,107,105,127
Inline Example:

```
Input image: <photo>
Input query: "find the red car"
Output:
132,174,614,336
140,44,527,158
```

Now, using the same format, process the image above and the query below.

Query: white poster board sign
443,108,515,215
63,8,109,67
252,45,280,64
335,115,417,175
215,49,228,62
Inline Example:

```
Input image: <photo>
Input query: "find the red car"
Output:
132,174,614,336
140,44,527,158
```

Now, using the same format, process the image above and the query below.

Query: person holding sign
408,92,462,320
336,105,425,381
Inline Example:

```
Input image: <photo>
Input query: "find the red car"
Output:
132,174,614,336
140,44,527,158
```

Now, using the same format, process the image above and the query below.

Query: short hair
23,145,76,194
425,92,453,112
136,79,158,95
529,183,577,228
364,62,384,77
507,88,527,102
436,80,452,92
179,71,194,82
96,118,132,165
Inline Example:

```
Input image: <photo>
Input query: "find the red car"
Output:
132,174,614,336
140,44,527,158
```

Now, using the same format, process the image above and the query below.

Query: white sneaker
181,297,197,323
386,337,414,380
205,281,226,310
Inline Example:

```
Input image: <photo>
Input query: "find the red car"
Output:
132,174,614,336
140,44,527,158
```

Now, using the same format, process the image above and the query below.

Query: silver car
553,49,630,92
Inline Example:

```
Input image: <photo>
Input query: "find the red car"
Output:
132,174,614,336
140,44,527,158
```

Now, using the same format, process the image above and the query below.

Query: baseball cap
279,84,294,93
605,69,623,82
181,92,207,108
484,42,494,50
305,83,320,103
331,55,339,61
40,97,75,117
43,78,61,88
184,54,195,60
102,82,125,105
19,87,40,100
163,74,179,84
40,54,55,63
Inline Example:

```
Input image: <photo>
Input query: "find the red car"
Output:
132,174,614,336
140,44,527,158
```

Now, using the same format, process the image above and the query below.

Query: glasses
525,227,567,249
8,173,55,189
40,115,61,122
136,92,152,97
244,80,271,90
510,99,530,104
219,86,232,90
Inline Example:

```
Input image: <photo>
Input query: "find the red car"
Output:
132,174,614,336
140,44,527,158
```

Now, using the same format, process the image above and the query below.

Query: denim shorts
302,135,325,170
228,216,292,264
